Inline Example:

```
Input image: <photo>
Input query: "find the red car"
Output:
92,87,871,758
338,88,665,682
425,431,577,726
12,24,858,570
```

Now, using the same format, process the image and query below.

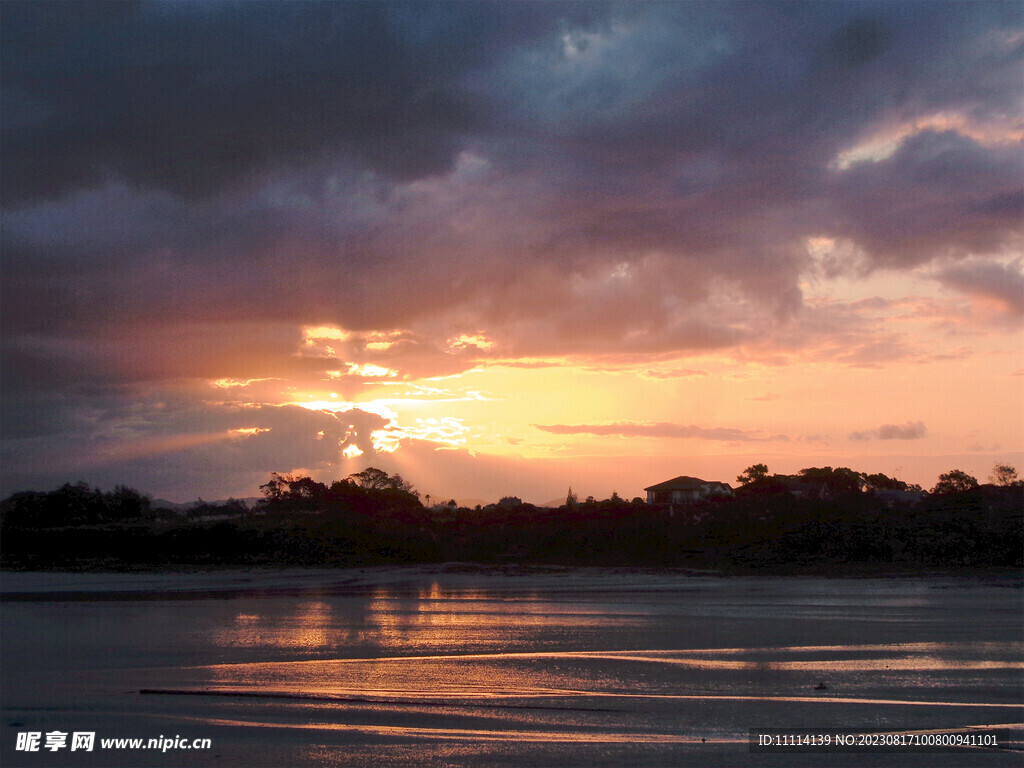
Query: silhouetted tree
737,464,769,485
799,466,865,495
1,482,151,527
188,498,248,520
931,469,979,495
53,482,105,524
989,463,1020,487
259,473,288,504
103,485,151,520
258,473,327,509
348,467,418,496
327,479,360,499
221,498,249,514
863,472,907,491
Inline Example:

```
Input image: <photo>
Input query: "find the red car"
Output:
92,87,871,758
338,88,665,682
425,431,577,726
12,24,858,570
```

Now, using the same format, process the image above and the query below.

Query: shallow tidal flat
2,566,1021,767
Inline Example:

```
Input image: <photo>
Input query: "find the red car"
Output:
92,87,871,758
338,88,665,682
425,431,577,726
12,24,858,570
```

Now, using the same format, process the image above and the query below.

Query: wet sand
2,566,1021,766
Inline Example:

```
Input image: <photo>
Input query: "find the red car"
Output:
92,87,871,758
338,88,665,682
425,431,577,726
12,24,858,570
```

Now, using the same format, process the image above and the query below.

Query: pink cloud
850,421,928,441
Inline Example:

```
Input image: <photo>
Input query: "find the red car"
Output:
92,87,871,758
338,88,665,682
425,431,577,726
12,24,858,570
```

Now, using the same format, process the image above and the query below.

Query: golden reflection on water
201,587,1022,718
198,643,1024,708
206,581,1024,659
207,585,588,659
170,586,1024,755
212,601,335,649
358,586,611,652
199,717,720,743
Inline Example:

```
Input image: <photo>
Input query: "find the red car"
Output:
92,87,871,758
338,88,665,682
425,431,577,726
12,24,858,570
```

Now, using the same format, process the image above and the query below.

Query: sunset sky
2,1,1022,505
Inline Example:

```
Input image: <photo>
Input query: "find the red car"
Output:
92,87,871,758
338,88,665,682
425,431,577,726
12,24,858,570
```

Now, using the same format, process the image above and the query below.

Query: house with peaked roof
644,476,733,505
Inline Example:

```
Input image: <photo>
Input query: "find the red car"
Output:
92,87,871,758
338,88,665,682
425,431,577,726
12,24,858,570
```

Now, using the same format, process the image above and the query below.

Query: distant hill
451,498,488,509
151,497,261,511
459,497,563,509
151,499,189,511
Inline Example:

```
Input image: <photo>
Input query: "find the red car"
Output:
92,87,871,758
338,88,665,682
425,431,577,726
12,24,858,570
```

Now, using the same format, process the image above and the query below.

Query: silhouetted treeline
1,482,155,527
2,469,1021,571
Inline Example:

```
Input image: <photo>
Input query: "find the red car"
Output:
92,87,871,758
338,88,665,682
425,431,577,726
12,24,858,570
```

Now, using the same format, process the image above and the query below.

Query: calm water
2,567,1021,767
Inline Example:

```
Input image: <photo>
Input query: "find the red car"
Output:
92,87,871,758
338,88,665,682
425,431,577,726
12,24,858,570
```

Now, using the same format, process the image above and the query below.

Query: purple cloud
850,421,928,441
935,258,1024,317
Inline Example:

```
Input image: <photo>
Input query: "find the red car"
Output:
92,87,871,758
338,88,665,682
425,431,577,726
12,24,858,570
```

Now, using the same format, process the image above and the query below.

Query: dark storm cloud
4,1,1020,343
826,131,1024,267
1,0,517,204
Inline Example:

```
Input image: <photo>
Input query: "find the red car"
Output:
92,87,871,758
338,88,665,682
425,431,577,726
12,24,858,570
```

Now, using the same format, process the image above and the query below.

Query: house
772,475,830,500
644,476,733,505
873,489,927,508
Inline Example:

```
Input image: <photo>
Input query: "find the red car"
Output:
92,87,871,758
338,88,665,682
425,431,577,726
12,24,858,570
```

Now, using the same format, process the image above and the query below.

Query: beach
2,566,1021,767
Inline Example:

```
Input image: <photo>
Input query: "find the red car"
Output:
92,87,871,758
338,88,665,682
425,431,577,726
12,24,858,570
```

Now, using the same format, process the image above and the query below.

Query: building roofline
644,476,732,492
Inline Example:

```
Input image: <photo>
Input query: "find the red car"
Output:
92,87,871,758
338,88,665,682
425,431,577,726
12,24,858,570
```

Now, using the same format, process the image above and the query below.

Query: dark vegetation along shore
1,465,1021,573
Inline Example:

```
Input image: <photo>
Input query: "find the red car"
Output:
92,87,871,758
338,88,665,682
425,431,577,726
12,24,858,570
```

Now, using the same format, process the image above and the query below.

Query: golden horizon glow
6,4,1021,509
197,260,1023,498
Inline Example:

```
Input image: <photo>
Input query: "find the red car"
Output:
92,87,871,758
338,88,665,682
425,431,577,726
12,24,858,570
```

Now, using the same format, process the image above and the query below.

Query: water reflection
7,573,1021,765
213,601,335,650
197,583,1023,722
197,716,721,744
